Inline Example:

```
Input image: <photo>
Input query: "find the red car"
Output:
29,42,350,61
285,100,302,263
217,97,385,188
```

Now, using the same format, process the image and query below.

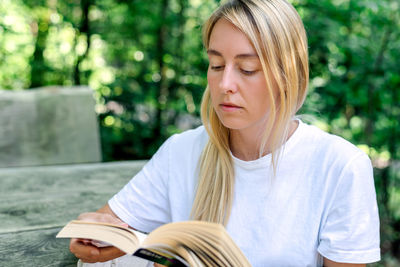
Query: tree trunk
154,0,169,139
365,26,391,146
74,0,92,85
30,15,50,88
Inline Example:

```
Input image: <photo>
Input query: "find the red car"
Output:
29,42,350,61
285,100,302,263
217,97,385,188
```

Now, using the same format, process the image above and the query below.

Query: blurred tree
73,0,92,85
29,1,51,88
0,0,34,89
0,0,399,263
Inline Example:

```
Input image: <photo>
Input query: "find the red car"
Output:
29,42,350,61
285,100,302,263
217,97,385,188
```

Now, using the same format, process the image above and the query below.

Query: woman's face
207,19,272,134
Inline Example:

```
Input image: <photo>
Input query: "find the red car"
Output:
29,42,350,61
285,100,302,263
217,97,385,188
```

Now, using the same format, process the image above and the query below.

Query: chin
219,120,247,130
215,112,249,130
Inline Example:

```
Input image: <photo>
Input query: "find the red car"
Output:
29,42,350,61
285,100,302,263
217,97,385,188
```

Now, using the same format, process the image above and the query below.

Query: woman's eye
211,65,224,71
241,69,256,75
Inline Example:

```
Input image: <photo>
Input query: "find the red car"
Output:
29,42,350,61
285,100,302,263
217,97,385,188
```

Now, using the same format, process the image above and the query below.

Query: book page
57,220,251,267
140,221,251,267
56,220,147,254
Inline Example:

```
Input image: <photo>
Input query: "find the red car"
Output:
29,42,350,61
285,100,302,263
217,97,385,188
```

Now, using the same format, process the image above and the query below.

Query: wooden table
0,161,146,266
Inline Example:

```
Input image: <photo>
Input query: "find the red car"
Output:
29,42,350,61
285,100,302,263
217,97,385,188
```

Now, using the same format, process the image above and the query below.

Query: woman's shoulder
169,125,208,143
297,120,369,164
164,125,209,155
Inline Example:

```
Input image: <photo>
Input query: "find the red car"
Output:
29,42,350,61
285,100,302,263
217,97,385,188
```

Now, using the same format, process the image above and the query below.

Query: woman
70,0,380,266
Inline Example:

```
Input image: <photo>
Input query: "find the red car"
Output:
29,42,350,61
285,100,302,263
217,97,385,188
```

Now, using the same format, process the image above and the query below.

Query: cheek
207,73,219,103
207,69,217,86
258,94,272,116
209,87,219,109
249,83,271,114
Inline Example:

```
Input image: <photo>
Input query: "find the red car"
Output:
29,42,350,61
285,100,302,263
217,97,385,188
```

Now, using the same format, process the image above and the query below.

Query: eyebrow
207,49,259,59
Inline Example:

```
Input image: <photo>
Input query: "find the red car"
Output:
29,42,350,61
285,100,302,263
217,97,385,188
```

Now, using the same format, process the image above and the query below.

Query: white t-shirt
109,120,380,266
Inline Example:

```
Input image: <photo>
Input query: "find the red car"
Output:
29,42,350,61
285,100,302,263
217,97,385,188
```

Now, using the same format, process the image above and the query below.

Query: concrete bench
0,161,146,266
0,86,147,265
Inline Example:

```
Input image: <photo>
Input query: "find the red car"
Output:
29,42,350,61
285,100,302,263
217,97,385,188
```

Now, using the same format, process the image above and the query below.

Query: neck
229,120,298,161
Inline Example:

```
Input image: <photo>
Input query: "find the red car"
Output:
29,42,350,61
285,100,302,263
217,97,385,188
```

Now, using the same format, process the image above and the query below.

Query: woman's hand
70,238,126,263
76,211,128,226
69,205,128,263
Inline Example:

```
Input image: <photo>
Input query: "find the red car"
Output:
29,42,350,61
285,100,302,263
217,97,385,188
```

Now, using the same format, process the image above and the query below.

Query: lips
220,102,242,111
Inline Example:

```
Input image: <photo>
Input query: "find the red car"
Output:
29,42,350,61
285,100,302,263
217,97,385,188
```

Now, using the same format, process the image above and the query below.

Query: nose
219,65,238,94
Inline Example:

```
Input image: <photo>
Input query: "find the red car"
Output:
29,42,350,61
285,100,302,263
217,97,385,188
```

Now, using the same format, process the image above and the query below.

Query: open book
56,220,251,267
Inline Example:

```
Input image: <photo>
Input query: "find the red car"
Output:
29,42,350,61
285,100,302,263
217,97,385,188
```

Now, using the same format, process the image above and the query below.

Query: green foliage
1,0,399,263
0,0,34,89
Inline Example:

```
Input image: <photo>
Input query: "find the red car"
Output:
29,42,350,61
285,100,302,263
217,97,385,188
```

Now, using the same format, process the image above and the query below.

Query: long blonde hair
190,0,309,226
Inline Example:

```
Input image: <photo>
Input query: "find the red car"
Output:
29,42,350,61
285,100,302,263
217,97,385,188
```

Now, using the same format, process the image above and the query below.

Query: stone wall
0,86,101,167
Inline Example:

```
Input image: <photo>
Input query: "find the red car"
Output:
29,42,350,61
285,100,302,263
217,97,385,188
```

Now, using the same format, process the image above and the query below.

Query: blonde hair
190,0,309,225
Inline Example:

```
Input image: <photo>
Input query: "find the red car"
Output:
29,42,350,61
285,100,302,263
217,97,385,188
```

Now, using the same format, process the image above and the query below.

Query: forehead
208,19,256,55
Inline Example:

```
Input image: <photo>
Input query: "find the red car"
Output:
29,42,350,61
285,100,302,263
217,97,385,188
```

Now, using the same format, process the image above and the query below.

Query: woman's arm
69,204,128,263
324,258,366,267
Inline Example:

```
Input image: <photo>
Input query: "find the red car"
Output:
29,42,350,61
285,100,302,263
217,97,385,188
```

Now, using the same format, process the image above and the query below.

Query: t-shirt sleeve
317,152,381,263
108,136,174,233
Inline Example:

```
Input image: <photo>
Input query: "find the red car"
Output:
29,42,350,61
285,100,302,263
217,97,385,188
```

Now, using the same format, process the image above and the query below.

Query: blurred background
0,0,398,265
